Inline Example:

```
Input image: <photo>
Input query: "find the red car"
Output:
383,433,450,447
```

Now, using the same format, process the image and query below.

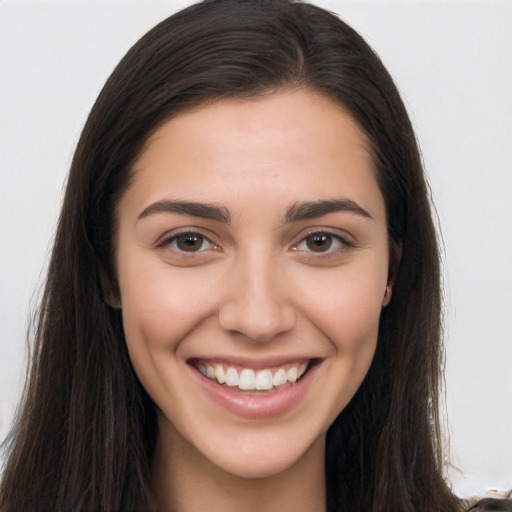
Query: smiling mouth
191,359,314,394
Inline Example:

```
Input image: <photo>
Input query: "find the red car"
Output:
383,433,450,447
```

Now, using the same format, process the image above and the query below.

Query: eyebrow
284,198,373,223
137,197,372,225
137,200,231,224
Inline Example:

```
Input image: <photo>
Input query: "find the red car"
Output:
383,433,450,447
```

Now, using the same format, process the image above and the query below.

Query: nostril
218,300,296,343
217,263,297,342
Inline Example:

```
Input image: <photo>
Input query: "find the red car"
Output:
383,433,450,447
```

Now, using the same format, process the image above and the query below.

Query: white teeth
255,369,273,390
272,368,287,387
198,361,310,390
238,369,256,390
215,364,226,384
287,367,298,383
206,365,215,380
225,367,239,387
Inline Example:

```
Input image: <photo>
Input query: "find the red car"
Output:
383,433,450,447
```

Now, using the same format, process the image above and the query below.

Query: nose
218,252,297,343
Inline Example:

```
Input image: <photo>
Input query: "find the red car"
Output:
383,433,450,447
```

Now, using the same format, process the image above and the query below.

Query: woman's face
115,90,391,479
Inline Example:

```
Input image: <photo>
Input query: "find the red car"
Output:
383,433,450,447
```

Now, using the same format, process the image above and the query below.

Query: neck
151,419,326,512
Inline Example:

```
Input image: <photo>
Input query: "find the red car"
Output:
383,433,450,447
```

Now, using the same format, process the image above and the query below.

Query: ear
98,264,122,309
383,241,402,308
382,282,393,307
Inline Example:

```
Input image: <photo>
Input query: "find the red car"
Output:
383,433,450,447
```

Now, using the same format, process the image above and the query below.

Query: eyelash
158,231,218,254
291,231,354,257
158,229,353,258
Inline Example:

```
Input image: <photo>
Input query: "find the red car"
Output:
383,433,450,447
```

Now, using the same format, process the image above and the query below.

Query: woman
0,0,495,510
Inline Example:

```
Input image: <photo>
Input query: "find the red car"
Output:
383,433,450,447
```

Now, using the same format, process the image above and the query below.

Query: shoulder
464,491,512,511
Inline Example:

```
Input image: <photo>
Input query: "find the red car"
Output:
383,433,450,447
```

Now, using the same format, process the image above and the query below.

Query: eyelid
290,228,355,254
156,228,220,252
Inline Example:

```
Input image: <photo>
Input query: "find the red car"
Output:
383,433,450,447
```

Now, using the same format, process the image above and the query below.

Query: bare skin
115,90,391,511
151,418,326,512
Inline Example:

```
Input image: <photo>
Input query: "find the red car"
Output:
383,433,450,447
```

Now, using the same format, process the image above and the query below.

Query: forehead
121,90,383,223
137,90,371,170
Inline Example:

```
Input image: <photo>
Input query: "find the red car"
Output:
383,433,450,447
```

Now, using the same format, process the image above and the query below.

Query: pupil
177,234,202,251
307,233,332,252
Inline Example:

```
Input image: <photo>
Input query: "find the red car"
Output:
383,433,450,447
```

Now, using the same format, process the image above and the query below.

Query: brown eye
305,233,333,252
172,233,211,252
292,231,351,257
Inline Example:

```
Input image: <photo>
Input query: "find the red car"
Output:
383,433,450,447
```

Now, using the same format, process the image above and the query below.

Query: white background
1,0,511,499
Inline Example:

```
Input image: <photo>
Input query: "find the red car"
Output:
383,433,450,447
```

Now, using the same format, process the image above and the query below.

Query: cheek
118,262,218,361
305,270,385,422
117,262,222,412
296,263,387,350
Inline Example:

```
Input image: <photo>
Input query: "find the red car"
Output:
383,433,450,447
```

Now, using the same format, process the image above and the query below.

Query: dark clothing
468,498,512,511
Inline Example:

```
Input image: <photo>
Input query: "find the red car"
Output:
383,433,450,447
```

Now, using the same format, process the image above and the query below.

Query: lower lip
190,363,319,420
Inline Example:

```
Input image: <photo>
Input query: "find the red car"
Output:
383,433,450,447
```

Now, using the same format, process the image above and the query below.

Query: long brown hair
1,1,462,510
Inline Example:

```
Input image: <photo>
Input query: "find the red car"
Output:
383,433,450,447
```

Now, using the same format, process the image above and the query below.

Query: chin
195,429,326,481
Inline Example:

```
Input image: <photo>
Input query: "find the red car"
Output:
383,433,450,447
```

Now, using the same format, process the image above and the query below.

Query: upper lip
187,355,320,370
